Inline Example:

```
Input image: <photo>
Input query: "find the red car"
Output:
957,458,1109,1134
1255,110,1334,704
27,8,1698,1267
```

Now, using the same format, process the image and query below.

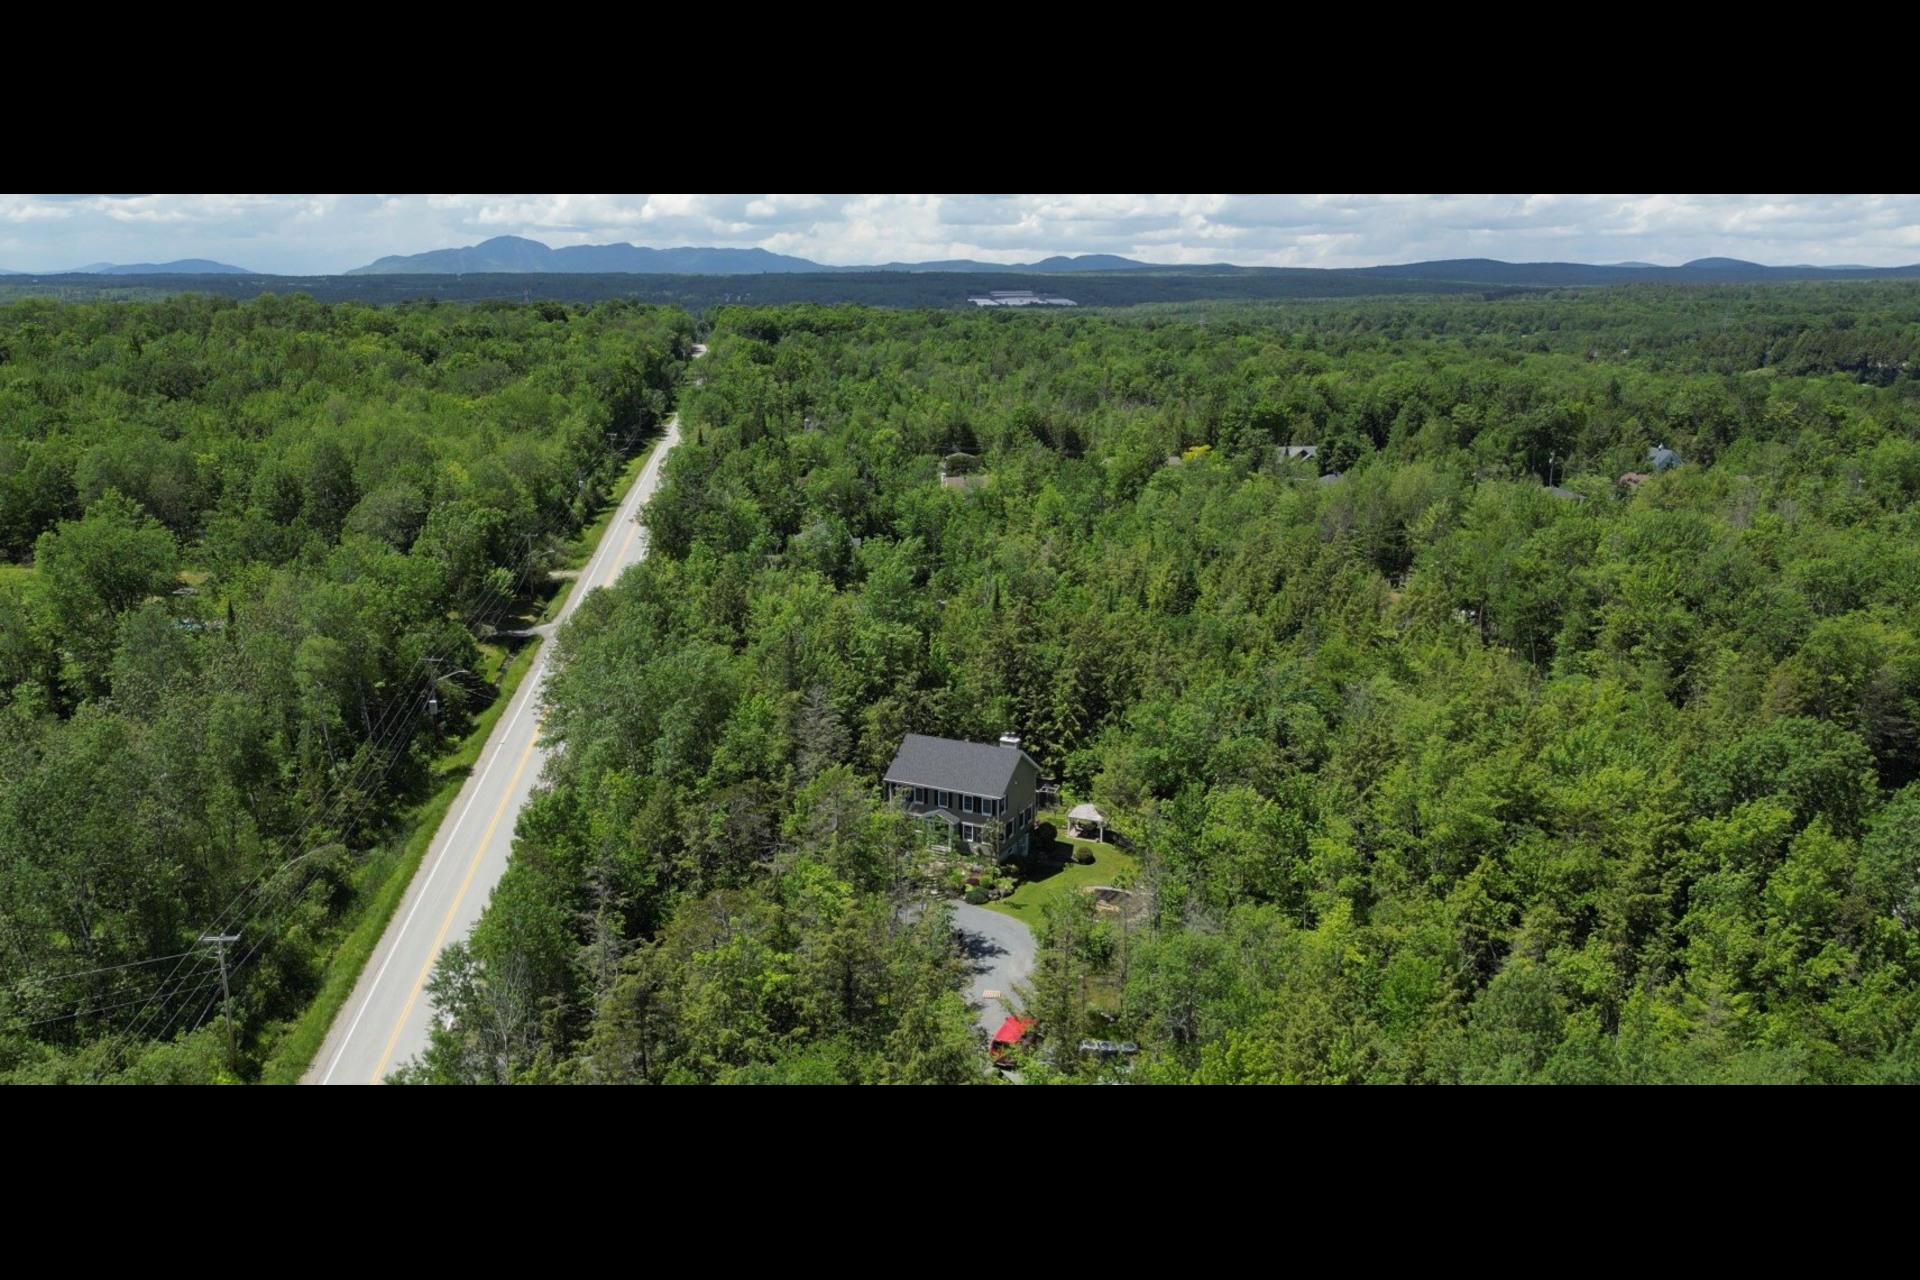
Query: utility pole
199,933,240,1063
422,656,444,720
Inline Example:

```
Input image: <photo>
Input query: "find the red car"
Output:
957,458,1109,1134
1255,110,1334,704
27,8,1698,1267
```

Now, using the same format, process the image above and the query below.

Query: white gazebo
1067,803,1106,842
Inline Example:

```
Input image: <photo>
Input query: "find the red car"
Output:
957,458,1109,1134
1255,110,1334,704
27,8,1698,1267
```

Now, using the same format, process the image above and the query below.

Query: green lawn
985,828,1137,927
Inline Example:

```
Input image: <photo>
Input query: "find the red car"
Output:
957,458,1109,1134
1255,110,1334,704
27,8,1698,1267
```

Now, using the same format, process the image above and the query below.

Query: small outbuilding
1067,802,1107,842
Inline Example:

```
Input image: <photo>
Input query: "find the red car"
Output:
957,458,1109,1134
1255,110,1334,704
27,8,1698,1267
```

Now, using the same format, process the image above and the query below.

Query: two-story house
883,733,1041,861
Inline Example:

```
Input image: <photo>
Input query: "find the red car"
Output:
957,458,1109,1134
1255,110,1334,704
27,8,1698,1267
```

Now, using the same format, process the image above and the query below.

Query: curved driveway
950,903,1035,1036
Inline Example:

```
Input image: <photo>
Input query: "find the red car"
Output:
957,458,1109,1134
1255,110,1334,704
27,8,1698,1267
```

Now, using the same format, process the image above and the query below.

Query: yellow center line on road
575,426,663,603
338,414,686,1084
368,711,546,1083
607,506,644,576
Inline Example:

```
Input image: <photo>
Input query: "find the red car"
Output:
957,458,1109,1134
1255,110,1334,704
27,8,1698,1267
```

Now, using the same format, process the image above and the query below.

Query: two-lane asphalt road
308,387,692,1084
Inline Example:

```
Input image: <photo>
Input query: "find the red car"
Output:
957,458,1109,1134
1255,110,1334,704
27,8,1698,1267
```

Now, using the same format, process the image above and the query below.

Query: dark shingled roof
885,734,1036,797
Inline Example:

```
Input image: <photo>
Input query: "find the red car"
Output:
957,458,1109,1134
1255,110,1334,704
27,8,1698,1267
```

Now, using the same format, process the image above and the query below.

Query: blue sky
3,194,1917,275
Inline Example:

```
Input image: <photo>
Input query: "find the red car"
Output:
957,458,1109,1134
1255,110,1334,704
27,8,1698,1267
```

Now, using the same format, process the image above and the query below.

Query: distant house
1619,471,1653,490
884,733,1041,861
1317,472,1344,486
1277,444,1318,461
1648,444,1681,472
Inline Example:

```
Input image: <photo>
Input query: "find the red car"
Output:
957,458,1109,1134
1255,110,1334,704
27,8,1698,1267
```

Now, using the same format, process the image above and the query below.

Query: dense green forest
0,268,1501,312
6,258,1920,313
408,283,1920,1083
7,280,1920,1084
0,294,694,1081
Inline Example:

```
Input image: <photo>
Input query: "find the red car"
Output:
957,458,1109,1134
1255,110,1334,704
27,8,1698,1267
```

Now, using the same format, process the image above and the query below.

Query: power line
113,527,557,1052
93,408,673,1069
186,454,645,997
10,977,223,1031
142,386,686,1043
0,949,198,994
13,334,690,1067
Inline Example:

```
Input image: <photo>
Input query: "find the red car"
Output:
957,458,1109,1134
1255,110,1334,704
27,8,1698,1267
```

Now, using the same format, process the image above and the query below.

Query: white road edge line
316,413,673,1082
316,645,550,1083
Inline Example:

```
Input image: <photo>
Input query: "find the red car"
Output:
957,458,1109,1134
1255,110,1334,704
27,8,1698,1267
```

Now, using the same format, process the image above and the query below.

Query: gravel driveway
949,902,1036,1037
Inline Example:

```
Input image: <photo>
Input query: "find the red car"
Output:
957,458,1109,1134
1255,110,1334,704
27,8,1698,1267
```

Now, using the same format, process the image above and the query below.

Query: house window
962,823,976,842
938,791,950,809
914,787,926,804
963,794,975,814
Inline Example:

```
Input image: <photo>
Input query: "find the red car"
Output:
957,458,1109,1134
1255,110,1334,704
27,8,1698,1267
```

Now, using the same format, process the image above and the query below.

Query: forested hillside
418,284,1920,1083
0,294,694,1081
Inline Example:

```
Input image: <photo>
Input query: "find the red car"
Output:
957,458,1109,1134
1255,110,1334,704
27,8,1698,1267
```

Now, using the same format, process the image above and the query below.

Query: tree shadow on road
953,927,1008,974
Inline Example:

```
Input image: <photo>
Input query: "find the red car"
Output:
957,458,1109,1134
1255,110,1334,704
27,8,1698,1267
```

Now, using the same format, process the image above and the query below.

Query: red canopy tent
993,1016,1035,1047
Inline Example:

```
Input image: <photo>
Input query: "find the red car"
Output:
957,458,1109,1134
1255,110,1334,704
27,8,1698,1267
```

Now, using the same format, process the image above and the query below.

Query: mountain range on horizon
342,238,1920,281
0,259,256,275
5,239,1920,287
343,237,1179,276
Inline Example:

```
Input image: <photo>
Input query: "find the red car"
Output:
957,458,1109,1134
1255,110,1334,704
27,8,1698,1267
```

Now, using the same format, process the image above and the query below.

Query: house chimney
999,733,1021,750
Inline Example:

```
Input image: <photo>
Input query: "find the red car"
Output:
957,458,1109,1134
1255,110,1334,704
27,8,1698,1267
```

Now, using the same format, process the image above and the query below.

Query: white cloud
0,194,1917,274
0,196,79,223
